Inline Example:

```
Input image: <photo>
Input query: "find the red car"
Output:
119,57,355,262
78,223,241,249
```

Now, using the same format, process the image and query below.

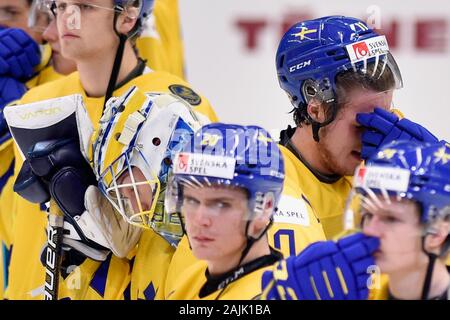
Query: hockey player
0,0,58,299
89,88,210,300
5,0,217,300
352,141,450,299
0,0,190,299
276,15,440,239
261,141,450,300
163,123,284,299
162,129,327,298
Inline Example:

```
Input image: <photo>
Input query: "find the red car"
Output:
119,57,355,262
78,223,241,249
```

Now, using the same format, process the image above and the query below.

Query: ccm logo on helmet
289,59,312,73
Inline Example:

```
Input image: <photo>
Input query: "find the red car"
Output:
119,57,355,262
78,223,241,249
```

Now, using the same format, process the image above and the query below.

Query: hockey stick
44,200,64,300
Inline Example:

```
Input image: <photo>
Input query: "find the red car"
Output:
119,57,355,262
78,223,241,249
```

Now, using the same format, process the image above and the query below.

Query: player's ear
424,220,450,255
116,7,139,35
248,193,274,239
307,99,326,123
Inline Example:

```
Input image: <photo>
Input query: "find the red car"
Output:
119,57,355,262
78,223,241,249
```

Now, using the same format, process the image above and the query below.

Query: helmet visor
341,35,403,90
49,0,142,30
28,0,53,32
343,161,428,234
303,36,403,106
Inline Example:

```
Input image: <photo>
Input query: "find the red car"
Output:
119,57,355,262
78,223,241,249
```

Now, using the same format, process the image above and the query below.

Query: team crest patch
169,85,202,106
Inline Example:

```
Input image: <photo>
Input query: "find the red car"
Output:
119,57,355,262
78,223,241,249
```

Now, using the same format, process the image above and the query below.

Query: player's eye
56,2,67,11
381,215,399,224
360,211,373,228
183,196,199,207
211,201,231,210
79,4,95,11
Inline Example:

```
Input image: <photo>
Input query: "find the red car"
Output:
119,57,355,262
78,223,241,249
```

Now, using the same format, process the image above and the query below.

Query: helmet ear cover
301,78,337,142
113,0,154,39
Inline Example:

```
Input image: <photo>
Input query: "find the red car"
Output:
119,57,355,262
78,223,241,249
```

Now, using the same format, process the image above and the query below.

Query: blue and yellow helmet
276,15,403,109
166,123,285,218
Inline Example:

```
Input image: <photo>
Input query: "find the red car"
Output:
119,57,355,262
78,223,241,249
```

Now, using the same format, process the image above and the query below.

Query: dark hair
293,60,396,127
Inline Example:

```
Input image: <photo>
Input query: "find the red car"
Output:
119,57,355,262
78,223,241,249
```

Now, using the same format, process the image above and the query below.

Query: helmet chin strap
103,6,131,111
307,102,338,142
420,235,438,300
238,216,274,266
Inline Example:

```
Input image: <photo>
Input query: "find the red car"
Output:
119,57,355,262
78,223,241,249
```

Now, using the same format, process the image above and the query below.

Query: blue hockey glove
261,232,380,300
0,28,41,80
357,107,439,160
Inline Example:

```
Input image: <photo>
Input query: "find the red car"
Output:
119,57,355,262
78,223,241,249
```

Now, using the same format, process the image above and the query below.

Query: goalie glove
261,232,380,300
357,107,439,160
60,186,142,260
14,138,97,205
40,185,142,263
78,185,142,258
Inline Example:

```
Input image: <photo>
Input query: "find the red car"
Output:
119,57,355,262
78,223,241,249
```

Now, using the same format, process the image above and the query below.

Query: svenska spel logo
177,153,190,173
352,41,369,59
356,167,367,186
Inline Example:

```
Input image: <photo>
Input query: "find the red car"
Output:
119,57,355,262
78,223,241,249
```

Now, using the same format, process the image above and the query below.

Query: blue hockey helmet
346,140,450,300
347,140,450,227
166,123,285,220
276,15,403,110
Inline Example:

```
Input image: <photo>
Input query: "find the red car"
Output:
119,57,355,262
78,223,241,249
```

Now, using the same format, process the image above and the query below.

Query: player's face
317,88,393,176
182,185,249,270
361,197,426,275
56,0,119,62
0,0,44,42
116,166,154,217
0,0,29,29
42,19,76,75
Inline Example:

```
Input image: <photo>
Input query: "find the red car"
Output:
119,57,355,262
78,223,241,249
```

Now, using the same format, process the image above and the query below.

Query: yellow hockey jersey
0,60,60,300
281,141,353,239
0,0,187,297
166,250,281,300
137,0,185,79
4,70,217,300
130,230,176,300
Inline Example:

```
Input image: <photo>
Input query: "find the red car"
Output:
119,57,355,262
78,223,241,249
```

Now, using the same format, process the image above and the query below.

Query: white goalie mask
93,86,209,245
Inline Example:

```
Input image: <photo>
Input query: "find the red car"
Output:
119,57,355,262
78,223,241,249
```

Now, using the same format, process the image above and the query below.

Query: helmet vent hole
280,76,288,83
279,55,285,68
117,104,125,112
163,157,172,166
358,30,372,36
152,137,161,146
333,55,347,61
305,86,317,96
